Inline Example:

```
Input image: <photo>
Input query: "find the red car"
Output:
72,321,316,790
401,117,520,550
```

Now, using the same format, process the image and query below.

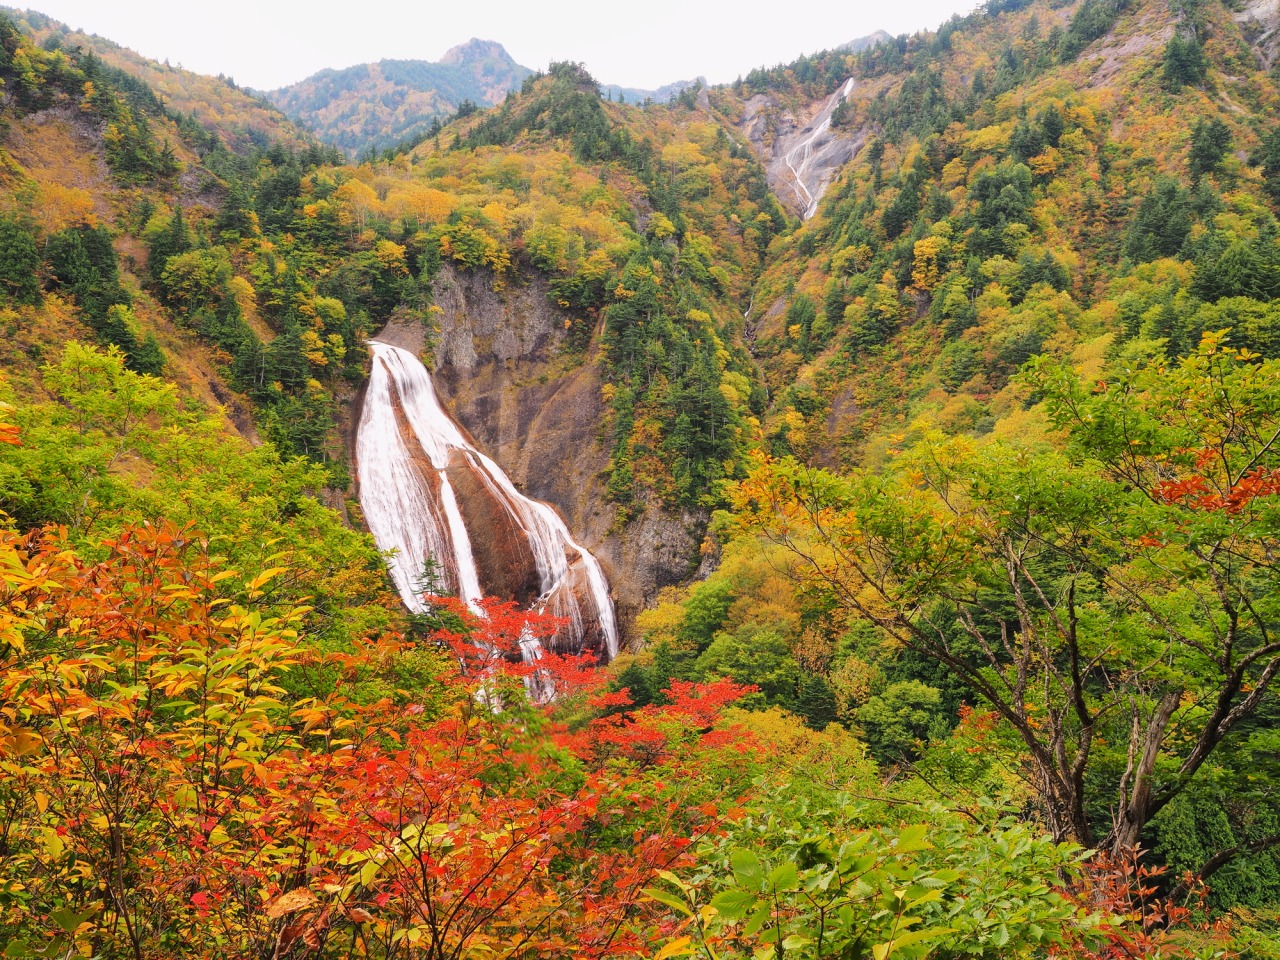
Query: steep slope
709,30,891,217
2,7,313,154
612,0,1280,916
336,62,786,635
265,39,534,156
0,13,396,654
2,3,1280,949
0,20,784,644
708,0,1280,471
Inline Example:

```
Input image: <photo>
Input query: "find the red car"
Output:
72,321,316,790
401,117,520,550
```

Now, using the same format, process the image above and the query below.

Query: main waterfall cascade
356,340,619,661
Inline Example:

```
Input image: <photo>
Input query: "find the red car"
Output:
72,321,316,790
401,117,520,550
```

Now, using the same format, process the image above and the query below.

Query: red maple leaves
1152,467,1280,514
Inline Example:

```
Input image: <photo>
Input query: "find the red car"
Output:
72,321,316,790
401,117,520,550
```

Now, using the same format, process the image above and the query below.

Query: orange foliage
0,521,755,958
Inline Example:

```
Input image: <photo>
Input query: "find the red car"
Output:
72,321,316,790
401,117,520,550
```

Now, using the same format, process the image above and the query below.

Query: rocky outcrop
368,265,704,644
725,32,888,218
739,82,870,219
1237,0,1280,70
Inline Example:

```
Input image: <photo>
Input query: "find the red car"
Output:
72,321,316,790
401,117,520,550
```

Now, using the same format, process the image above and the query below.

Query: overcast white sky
20,0,978,91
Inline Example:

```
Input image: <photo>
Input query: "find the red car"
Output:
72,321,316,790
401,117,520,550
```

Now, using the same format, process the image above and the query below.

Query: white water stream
783,77,856,219
356,341,619,662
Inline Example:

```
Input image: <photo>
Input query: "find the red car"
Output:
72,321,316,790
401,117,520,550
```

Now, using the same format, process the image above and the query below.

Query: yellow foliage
34,182,96,235
300,330,329,366
373,239,408,275
719,707,873,785
228,276,257,317
634,588,688,648
648,213,676,240
661,141,706,169
335,179,381,230
1057,128,1091,157
831,244,873,275
940,157,968,188
911,236,947,291
481,201,510,231
1027,148,1061,177
964,122,1012,153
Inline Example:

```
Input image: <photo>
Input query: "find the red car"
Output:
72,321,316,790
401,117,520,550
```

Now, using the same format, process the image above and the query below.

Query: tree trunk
1108,692,1181,854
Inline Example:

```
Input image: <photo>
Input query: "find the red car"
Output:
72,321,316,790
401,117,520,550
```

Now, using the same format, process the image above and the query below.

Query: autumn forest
2,0,1280,956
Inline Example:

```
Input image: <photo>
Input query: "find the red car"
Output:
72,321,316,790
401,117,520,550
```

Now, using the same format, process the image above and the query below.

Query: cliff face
735,83,869,220
369,266,703,643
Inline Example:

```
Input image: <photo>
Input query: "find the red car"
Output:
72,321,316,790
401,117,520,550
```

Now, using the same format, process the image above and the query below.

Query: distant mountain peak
268,39,534,156
440,38,516,66
838,30,893,53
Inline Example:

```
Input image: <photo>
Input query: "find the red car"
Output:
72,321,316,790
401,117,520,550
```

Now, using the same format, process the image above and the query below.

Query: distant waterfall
356,340,619,661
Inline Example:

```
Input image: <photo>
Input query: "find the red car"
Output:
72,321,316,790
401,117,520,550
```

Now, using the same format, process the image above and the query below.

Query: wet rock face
370,265,703,645
738,85,869,220
445,449,542,605
356,340,619,659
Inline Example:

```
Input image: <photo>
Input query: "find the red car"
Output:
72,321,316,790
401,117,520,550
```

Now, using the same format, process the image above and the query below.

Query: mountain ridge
262,38,533,156
1,6,313,154
264,38,730,156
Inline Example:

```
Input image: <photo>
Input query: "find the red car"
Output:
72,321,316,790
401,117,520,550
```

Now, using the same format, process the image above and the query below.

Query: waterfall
356,340,619,662
783,76,857,219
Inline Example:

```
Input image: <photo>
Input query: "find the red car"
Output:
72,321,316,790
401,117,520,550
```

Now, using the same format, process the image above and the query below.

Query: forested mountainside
265,39,535,157
264,40,714,159
2,0,1280,954
1,6,313,153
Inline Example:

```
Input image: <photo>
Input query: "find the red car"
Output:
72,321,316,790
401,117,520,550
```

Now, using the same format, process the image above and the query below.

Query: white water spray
783,77,856,219
356,340,619,662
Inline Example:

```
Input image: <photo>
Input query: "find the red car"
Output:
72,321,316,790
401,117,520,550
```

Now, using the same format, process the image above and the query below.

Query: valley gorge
4,0,1280,954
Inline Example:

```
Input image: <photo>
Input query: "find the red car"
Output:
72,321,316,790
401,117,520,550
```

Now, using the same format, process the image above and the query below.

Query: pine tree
129,333,165,376
1188,117,1231,180
790,673,839,731
147,205,191,280
1256,130,1280,207
0,215,40,305
1125,179,1193,262
1162,34,1207,90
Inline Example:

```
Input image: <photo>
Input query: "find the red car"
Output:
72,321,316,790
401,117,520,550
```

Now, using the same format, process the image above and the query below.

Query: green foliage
677,578,736,651
0,215,41,305
1154,786,1280,910
882,171,924,238
146,204,191,279
656,787,1100,960
41,223,159,369
601,244,750,508
1257,129,1280,208
967,161,1033,259
696,628,801,706
45,222,129,321
732,335,1280,877
856,680,950,764
1163,33,1207,90
465,62,623,165
0,342,174,531
1188,116,1232,180
0,342,388,638
1125,179,1194,262
1192,237,1280,302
